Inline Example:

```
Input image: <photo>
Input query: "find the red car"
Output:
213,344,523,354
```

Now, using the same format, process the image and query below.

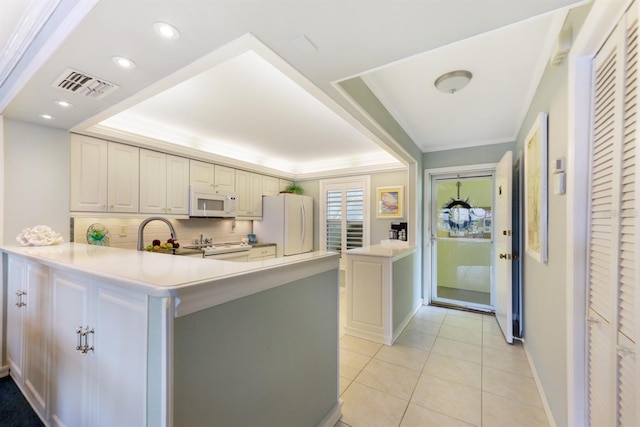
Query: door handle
499,253,512,260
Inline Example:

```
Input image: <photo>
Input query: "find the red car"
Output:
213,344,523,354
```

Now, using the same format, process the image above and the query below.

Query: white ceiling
0,0,587,178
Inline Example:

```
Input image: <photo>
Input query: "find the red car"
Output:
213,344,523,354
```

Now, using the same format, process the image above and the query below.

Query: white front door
494,151,513,343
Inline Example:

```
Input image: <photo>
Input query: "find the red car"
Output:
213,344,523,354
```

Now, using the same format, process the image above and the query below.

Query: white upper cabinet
189,160,214,188
166,155,190,215
236,170,263,218
214,165,235,192
107,142,139,213
139,149,167,214
140,150,189,215
70,135,289,216
70,134,108,212
190,160,235,192
70,135,140,214
262,175,280,196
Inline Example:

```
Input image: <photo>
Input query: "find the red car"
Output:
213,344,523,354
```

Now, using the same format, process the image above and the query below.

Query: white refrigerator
254,194,313,257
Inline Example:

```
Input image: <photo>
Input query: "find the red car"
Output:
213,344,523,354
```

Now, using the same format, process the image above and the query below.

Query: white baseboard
522,339,557,427
318,399,343,427
0,365,9,377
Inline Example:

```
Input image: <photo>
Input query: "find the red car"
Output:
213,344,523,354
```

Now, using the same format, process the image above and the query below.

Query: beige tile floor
336,288,549,427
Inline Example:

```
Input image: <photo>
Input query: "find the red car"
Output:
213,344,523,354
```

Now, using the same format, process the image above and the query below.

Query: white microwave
189,186,237,218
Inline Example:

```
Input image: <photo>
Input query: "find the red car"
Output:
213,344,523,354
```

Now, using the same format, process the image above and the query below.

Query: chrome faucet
137,217,177,251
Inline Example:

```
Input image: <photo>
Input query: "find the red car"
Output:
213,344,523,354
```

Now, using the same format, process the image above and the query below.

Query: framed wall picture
376,186,403,218
524,112,548,263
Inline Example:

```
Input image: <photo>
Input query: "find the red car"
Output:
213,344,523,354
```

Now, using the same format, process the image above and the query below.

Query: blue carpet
0,375,43,427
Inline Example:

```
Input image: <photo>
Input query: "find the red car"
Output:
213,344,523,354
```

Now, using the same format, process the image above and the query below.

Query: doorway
428,170,495,311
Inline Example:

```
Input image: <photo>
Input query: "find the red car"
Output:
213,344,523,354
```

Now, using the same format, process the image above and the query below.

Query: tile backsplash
72,217,253,250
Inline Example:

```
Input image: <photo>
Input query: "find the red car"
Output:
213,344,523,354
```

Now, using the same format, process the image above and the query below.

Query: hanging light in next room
434,70,473,94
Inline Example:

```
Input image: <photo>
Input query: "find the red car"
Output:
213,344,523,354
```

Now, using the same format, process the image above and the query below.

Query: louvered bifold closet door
588,4,640,426
618,11,639,427
588,26,621,427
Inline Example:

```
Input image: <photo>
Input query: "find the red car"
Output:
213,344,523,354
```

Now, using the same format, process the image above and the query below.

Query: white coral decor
16,225,64,246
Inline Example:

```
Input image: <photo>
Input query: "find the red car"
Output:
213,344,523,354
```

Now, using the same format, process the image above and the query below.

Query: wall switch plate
554,172,566,195
119,225,128,236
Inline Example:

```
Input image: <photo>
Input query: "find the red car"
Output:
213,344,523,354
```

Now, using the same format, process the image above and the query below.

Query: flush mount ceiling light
112,56,136,69
39,114,54,120
434,70,473,94
53,100,73,108
153,22,180,40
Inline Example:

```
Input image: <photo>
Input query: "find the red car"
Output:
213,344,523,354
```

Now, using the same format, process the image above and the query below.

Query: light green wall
299,169,408,251
423,142,515,169
338,78,423,163
370,170,410,243
173,269,339,427
3,119,70,245
392,252,421,330
517,56,570,427
514,5,592,426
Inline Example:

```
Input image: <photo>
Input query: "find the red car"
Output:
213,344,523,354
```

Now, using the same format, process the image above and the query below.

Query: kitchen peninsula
1,243,341,427
345,242,421,345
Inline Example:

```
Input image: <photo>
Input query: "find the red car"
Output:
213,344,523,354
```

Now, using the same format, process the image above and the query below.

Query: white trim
162,297,174,427
423,163,498,304
0,0,99,112
565,1,632,425
523,339,558,427
319,175,372,262
174,255,340,317
0,0,60,86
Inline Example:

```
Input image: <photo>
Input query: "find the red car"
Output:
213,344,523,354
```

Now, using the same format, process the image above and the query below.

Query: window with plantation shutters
326,190,343,252
587,4,639,426
320,177,370,259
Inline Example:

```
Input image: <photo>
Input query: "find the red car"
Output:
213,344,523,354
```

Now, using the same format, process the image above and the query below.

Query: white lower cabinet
50,271,148,427
248,245,276,261
6,256,50,421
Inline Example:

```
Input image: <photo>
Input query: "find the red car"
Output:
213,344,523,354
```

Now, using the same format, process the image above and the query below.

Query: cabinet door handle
76,327,83,351
76,325,95,354
15,290,26,307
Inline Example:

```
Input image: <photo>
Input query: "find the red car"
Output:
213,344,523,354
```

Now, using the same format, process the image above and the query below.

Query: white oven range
184,242,251,262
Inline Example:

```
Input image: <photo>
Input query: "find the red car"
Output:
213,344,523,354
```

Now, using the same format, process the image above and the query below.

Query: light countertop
1,243,338,300
346,243,417,259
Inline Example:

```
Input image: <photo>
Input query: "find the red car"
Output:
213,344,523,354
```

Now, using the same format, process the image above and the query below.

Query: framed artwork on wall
524,112,548,263
376,186,403,218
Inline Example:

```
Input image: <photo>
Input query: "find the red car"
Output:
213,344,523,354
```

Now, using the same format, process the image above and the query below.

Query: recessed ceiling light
112,56,136,69
153,22,180,40
54,100,73,108
39,114,54,120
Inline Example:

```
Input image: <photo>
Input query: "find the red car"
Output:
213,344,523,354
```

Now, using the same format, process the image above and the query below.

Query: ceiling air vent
52,68,119,100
